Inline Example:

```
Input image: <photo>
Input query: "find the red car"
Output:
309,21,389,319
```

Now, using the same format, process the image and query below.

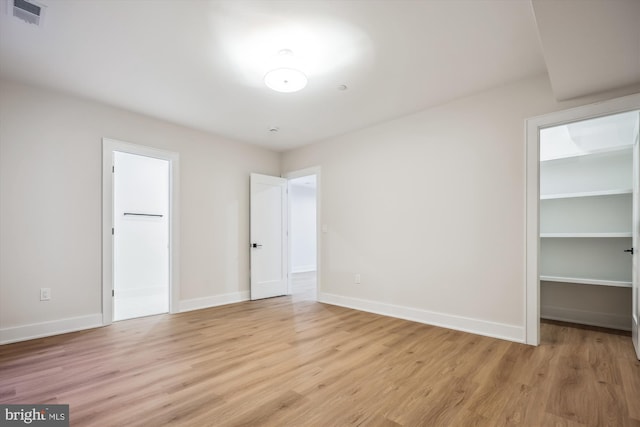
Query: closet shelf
540,275,632,288
540,232,632,238
540,188,632,200
540,144,633,163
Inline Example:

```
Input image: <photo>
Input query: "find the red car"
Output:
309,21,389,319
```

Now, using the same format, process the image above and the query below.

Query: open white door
633,116,640,360
250,173,288,300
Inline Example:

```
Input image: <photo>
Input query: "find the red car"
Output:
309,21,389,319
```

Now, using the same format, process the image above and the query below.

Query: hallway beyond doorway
291,271,316,301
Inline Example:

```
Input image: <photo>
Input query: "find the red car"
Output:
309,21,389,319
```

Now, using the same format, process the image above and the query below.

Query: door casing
525,93,640,345
102,138,180,325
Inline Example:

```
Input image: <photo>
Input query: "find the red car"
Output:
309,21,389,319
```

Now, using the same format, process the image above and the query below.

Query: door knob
252,243,263,248
624,248,634,255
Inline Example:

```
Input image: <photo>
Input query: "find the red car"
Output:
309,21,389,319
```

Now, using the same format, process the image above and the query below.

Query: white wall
1,74,637,344
282,74,639,342
541,282,631,330
0,79,279,342
290,183,316,272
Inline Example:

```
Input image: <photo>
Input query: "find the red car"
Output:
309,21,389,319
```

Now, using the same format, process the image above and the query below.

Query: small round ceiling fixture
264,68,307,93
269,126,279,133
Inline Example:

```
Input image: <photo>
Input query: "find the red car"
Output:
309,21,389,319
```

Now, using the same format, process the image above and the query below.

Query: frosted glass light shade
264,68,307,93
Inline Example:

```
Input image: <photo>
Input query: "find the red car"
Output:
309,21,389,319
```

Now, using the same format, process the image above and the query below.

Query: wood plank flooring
1,296,639,426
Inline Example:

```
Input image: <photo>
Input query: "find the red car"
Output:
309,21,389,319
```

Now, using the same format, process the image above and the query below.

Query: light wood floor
1,296,639,426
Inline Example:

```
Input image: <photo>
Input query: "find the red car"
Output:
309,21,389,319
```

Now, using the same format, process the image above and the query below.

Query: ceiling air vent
11,0,46,26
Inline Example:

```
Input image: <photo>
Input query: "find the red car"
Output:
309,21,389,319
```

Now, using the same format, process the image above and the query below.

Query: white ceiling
0,1,638,151
532,0,640,101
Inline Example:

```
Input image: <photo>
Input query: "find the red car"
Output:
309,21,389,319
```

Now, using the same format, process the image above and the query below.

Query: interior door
113,152,169,321
632,115,639,360
250,173,288,300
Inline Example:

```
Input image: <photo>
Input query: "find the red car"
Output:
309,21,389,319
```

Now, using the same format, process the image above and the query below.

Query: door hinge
112,165,114,173
112,289,114,297
112,227,114,235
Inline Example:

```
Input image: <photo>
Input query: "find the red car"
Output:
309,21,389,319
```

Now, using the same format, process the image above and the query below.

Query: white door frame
102,138,180,325
285,166,321,300
525,93,640,345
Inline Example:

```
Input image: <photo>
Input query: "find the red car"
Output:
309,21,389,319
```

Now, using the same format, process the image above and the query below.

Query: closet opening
539,111,637,331
524,94,639,358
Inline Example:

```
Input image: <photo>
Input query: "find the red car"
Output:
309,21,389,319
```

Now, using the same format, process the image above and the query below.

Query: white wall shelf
540,144,633,163
540,148,632,196
537,112,636,331
540,188,632,200
540,232,632,238
540,193,632,235
540,275,631,288
540,237,631,283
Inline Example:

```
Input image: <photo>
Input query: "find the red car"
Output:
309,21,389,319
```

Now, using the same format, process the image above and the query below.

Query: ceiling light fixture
264,49,307,93
264,68,307,93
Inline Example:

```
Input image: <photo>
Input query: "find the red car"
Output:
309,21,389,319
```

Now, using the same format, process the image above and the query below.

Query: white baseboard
318,292,525,343
179,291,250,313
0,314,103,345
1,292,525,345
0,291,251,345
292,265,316,273
541,304,631,331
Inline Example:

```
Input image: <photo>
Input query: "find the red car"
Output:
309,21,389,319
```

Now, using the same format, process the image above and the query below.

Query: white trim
284,166,322,301
540,275,631,288
0,314,103,345
179,292,250,313
541,305,631,331
102,138,180,327
525,93,640,345
319,292,524,343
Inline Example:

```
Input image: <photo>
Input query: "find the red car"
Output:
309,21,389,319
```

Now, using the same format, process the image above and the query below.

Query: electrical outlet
40,288,51,301
355,273,361,284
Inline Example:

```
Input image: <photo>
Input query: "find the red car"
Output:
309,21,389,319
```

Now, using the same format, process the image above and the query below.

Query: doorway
538,112,637,331
286,167,320,301
113,151,169,320
525,94,640,352
102,138,180,326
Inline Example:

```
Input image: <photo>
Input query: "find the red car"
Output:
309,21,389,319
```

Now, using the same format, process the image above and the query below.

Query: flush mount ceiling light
264,68,307,93
263,49,307,93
